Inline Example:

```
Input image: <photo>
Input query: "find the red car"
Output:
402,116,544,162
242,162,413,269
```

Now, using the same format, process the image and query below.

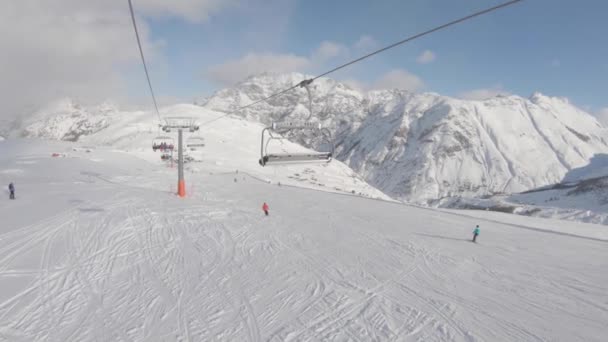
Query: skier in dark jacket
8,182,15,200
472,225,480,242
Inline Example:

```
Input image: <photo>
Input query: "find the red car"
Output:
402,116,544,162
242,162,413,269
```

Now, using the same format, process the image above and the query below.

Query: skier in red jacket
262,202,269,216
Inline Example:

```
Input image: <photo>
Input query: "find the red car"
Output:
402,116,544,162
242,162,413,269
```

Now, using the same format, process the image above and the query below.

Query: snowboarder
262,202,269,216
8,182,15,200
472,225,480,243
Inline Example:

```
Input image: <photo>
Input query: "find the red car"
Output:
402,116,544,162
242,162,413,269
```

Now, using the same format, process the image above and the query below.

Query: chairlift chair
259,122,334,166
186,136,205,151
152,136,175,152
258,78,334,167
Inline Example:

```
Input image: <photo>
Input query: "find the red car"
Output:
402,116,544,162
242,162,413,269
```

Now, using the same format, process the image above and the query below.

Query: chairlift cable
198,0,523,128
128,0,162,122
313,0,523,81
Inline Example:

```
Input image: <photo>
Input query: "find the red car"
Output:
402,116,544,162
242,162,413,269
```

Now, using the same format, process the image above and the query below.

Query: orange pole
177,129,186,197
178,179,186,197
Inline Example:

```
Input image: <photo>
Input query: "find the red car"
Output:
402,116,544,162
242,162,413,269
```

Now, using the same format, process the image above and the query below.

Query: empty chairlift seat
259,121,334,166
259,78,334,167
186,136,205,151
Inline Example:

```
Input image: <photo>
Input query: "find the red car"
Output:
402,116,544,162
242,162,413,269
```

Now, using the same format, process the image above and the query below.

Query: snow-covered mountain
6,73,608,206
197,73,608,203
4,100,388,200
18,98,118,141
442,154,608,225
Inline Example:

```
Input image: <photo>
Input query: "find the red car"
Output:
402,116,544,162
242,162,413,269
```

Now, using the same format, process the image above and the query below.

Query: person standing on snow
262,202,269,216
472,225,480,243
8,182,15,200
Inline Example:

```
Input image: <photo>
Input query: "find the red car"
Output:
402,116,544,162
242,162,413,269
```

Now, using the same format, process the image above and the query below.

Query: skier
262,202,269,216
8,182,15,200
472,225,480,243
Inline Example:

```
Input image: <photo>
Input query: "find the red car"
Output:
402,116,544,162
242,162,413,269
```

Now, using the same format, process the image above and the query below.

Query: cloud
354,35,378,52
0,0,237,119
596,108,608,126
371,69,425,92
416,50,436,64
206,39,348,86
0,1,140,118
341,79,367,92
204,37,426,93
550,59,561,67
206,53,311,85
312,41,349,62
234,0,297,49
459,86,510,100
134,0,236,23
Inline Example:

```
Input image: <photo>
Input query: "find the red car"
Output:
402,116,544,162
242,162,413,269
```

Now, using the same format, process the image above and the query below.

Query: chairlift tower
161,117,200,197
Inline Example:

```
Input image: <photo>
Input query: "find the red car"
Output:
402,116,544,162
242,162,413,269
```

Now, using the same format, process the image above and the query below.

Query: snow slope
440,154,608,225
198,73,608,203
9,100,388,200
0,140,607,341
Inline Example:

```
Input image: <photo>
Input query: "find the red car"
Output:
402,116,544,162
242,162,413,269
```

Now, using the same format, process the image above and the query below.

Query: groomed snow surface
1,140,607,341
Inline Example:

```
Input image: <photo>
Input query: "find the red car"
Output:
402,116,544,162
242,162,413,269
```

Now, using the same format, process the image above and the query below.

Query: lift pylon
161,117,200,197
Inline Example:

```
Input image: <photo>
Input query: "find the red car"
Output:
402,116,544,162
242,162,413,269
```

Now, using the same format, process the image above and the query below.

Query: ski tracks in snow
259,213,436,341
1,175,606,341
0,190,266,341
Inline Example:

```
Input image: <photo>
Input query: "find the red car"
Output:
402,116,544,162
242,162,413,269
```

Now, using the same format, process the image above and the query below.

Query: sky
1,0,607,121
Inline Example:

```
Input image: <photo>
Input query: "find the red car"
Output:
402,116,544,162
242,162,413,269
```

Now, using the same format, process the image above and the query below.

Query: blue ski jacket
473,227,480,235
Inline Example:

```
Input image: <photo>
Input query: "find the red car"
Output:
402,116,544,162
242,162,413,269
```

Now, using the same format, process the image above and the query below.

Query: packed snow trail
0,143,607,341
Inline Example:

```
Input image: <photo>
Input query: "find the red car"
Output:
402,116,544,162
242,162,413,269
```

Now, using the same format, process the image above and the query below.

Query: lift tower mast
161,117,199,197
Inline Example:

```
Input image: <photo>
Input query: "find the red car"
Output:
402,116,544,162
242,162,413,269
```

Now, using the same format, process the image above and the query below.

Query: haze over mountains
6,72,608,211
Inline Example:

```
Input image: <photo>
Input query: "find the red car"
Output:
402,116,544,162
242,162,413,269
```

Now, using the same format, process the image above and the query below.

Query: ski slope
15,102,389,201
0,140,607,341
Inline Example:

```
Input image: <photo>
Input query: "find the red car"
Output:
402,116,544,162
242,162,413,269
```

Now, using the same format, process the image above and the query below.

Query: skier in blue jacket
472,225,480,242
8,182,15,200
